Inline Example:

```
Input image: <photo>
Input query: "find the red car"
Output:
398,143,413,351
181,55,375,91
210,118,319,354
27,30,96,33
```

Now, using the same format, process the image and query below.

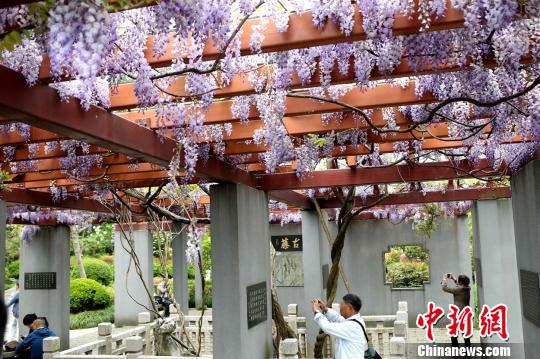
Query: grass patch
70,306,114,330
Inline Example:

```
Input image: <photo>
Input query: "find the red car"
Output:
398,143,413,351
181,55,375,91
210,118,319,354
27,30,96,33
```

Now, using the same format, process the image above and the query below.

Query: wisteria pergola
0,1,539,358
1,0,534,222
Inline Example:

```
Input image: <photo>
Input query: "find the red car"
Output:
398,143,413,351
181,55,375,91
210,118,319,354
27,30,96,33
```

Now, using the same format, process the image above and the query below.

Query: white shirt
314,309,367,359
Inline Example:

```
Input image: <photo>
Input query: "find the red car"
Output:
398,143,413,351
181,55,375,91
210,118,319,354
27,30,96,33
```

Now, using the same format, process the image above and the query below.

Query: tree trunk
71,225,86,278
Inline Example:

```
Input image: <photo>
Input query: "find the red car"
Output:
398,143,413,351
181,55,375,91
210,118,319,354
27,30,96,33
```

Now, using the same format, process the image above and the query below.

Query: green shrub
153,262,173,279
5,260,19,280
71,258,113,286
70,306,114,330
70,278,113,313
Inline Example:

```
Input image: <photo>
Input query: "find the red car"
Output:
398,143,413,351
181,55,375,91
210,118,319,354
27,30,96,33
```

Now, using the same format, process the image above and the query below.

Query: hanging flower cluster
0,0,537,198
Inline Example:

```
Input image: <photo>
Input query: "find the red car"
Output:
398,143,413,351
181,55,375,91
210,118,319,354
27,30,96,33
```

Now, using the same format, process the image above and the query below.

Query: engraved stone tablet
246,281,267,329
520,270,540,327
24,272,57,290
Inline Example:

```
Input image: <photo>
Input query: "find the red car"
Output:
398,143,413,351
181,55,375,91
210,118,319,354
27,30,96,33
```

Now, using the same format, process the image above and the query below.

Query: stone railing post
98,322,113,354
43,337,60,359
279,338,299,359
125,336,143,359
287,304,298,335
138,312,154,355
396,301,409,338
389,336,406,359
393,321,407,338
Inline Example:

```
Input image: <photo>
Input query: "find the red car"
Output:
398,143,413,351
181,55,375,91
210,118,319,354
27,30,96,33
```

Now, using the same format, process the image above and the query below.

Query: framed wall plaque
271,235,302,252
24,272,57,290
246,281,267,329
520,269,540,327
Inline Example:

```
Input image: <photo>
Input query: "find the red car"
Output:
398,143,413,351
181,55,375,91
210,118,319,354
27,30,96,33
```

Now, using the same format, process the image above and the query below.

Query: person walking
311,294,367,359
6,281,20,341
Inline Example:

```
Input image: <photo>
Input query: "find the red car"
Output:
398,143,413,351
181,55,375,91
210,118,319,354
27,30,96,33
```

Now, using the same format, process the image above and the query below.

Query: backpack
349,319,382,359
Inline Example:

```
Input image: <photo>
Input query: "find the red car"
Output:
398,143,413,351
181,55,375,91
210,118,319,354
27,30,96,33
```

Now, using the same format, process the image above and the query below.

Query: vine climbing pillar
301,210,325,358
210,183,272,359
172,222,189,314
114,223,154,326
511,157,540,359
19,225,70,349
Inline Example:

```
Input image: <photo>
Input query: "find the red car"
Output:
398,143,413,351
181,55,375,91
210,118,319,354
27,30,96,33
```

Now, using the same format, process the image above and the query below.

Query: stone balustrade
45,302,408,359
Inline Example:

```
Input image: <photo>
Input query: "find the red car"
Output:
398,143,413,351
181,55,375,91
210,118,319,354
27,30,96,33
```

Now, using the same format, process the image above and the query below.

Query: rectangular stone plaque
24,272,56,290
271,235,302,252
520,269,540,327
246,281,267,329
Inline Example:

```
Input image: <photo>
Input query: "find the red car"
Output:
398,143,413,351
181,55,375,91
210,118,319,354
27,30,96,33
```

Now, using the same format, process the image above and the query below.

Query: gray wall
271,216,471,328
114,225,153,326
19,226,71,349
337,216,471,326
511,159,540,358
210,183,272,359
472,199,524,358
271,223,305,315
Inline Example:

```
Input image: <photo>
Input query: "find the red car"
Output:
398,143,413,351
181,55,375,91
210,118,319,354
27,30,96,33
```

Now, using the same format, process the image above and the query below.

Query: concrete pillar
171,222,189,314
472,199,525,358
19,226,70,349
0,200,6,300
194,254,203,309
114,223,153,326
210,183,272,359
511,159,540,358
301,210,324,356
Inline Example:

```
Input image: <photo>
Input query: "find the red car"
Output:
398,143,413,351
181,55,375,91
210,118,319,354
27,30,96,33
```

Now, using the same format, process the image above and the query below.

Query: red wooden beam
268,190,312,210
0,188,110,213
256,160,506,190
318,187,512,208
0,65,257,187
37,4,465,82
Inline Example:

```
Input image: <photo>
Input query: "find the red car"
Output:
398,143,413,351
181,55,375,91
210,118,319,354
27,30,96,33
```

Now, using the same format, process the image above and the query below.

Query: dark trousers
451,336,471,347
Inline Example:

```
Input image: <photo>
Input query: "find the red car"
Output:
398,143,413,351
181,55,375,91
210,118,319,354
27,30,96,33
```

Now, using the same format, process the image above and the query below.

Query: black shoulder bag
349,319,382,359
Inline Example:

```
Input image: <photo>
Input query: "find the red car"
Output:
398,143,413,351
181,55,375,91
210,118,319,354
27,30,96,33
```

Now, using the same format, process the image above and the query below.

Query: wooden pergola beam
318,186,512,208
256,160,506,190
0,188,110,213
36,3,465,82
0,65,258,187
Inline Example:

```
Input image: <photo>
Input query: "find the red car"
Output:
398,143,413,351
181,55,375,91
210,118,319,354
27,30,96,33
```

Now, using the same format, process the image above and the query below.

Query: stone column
19,226,70,349
472,199,524,358
0,200,6,300
511,159,540,358
210,183,272,359
114,223,153,326
171,222,189,314
301,210,324,357
194,253,204,309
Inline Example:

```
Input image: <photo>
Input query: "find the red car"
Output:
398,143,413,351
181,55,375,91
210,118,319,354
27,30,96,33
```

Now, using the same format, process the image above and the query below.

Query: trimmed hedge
70,306,114,330
5,260,19,280
71,258,113,286
70,278,113,313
